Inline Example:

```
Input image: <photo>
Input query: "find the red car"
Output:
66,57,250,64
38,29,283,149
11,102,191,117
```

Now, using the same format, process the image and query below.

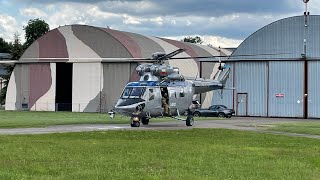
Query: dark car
193,105,235,118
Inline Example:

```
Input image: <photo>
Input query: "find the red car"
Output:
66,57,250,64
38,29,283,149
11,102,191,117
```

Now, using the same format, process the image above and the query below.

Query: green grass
0,110,220,128
267,121,320,135
0,111,170,128
0,129,319,179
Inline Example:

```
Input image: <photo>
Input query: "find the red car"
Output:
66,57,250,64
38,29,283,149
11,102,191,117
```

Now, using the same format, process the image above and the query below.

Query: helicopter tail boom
191,65,231,94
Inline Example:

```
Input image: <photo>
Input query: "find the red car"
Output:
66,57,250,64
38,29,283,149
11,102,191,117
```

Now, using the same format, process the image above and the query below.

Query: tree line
0,19,49,104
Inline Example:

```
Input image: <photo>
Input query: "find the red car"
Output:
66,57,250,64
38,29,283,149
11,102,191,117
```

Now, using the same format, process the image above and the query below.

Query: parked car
193,105,235,118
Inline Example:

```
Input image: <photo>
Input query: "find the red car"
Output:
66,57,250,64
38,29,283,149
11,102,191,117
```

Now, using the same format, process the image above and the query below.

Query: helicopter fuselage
114,80,194,118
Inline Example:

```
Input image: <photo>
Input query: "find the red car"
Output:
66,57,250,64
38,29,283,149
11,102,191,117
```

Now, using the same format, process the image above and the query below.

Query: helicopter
112,48,231,127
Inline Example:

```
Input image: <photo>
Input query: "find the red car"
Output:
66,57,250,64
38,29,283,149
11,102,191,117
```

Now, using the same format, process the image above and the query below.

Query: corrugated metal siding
103,63,131,112
308,61,320,118
212,63,234,109
230,16,320,60
234,62,267,116
268,61,303,117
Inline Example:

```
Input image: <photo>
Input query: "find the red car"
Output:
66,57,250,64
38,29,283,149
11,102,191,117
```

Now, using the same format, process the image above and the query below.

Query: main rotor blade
168,52,292,60
0,60,18,65
20,57,156,63
158,48,185,60
18,52,293,63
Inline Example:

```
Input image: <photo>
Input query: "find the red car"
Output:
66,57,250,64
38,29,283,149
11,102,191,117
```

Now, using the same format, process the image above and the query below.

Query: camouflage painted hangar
214,15,320,118
5,24,231,112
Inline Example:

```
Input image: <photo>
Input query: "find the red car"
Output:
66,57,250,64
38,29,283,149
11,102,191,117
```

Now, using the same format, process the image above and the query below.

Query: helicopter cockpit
121,87,146,99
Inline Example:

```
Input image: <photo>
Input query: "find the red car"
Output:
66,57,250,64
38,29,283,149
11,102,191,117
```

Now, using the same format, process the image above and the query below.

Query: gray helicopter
113,49,231,127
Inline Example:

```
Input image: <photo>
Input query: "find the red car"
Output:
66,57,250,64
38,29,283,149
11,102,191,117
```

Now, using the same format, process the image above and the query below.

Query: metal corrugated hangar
5,24,231,112
213,15,320,118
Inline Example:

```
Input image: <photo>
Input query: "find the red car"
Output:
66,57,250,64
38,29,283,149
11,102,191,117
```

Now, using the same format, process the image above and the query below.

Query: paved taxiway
0,117,319,139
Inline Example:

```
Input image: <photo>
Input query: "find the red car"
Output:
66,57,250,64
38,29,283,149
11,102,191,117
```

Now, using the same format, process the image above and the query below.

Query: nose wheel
130,116,141,127
186,115,194,126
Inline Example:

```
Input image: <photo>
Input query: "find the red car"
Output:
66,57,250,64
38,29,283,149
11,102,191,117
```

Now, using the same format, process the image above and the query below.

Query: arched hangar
5,25,231,112
214,15,320,118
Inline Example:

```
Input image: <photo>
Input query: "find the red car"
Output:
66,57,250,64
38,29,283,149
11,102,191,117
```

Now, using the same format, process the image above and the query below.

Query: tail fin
217,64,231,87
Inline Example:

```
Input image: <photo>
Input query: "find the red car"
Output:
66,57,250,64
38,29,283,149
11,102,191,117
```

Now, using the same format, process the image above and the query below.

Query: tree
0,33,23,105
182,36,203,44
23,18,50,49
0,37,11,53
11,33,23,60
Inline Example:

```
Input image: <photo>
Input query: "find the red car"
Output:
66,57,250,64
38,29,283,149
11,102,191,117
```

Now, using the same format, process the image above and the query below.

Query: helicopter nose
115,98,145,107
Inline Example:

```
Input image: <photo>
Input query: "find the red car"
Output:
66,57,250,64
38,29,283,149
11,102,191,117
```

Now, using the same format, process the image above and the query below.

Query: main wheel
130,117,141,127
186,115,194,126
141,117,149,125
193,112,201,117
218,113,225,118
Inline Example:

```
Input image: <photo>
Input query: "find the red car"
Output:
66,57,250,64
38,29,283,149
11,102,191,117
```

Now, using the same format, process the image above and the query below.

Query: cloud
46,4,120,29
0,14,19,42
20,7,48,18
164,35,242,48
4,0,320,44
123,14,142,25
20,0,298,16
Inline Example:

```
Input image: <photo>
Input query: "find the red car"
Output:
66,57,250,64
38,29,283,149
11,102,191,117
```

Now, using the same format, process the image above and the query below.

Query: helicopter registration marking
170,103,176,107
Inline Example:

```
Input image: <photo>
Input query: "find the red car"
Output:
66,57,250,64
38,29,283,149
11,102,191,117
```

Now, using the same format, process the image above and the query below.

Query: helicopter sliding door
146,87,162,116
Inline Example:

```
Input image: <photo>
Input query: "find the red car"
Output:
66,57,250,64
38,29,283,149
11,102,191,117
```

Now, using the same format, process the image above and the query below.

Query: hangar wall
212,62,268,117
211,61,305,118
234,62,267,116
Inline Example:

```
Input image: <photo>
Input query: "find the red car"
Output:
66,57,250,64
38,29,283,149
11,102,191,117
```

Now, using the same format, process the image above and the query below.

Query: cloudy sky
0,0,319,47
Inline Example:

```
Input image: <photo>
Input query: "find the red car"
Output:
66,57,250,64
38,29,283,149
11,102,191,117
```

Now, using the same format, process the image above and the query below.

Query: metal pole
303,0,309,119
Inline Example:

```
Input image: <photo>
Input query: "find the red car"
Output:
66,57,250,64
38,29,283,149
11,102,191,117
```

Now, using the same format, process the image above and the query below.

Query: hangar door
102,63,138,112
308,61,320,118
234,62,267,116
268,61,303,117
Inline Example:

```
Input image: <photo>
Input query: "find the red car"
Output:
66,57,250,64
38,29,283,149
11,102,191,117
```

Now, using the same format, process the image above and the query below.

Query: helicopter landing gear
141,117,150,125
130,116,141,127
186,115,194,126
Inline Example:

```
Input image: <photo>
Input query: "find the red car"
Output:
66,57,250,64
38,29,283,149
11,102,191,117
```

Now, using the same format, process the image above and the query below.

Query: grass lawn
267,121,320,135
0,110,220,128
0,129,319,179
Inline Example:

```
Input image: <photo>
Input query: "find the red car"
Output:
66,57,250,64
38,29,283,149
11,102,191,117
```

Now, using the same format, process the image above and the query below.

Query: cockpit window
122,88,132,98
121,87,145,99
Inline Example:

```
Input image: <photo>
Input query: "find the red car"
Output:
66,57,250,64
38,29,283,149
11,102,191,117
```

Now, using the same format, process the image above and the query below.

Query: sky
0,0,319,48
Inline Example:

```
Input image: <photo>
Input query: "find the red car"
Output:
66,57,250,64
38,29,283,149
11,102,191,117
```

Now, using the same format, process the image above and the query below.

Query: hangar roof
20,25,231,63
230,15,320,61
